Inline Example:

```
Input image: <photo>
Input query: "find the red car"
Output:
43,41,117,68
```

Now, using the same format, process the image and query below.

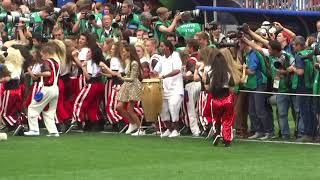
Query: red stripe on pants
200,92,213,126
73,82,104,123
105,81,127,124
1,88,22,126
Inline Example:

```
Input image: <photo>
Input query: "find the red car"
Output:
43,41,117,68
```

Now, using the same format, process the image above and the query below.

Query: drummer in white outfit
153,41,184,138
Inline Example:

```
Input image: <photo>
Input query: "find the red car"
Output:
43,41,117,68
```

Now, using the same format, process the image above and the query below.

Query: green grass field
0,133,320,180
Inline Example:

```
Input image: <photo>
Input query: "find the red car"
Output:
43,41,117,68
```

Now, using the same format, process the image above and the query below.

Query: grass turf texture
0,133,320,180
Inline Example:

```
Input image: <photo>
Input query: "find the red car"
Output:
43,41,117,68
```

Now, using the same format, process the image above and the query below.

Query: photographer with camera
239,35,274,140
28,6,53,34
175,11,201,41
54,10,75,37
72,1,102,35
247,22,296,54
242,35,298,140
0,0,13,39
207,21,227,46
154,7,181,43
120,0,140,31
288,36,316,142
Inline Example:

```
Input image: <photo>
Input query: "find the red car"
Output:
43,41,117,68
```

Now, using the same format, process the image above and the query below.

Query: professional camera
273,54,288,70
180,9,200,18
109,2,142,14
85,12,96,21
111,13,135,30
0,12,30,24
111,21,124,29
237,23,250,33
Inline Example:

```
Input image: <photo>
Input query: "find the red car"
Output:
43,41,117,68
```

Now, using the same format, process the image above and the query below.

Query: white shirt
140,56,150,64
86,60,101,77
78,48,90,61
31,63,42,74
110,57,124,73
150,53,161,70
154,51,184,99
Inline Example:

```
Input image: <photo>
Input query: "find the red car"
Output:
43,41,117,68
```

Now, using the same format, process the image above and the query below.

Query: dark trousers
248,84,273,134
297,95,316,137
234,92,249,134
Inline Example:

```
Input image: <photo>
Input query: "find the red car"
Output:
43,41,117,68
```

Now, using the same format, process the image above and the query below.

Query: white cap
261,21,271,30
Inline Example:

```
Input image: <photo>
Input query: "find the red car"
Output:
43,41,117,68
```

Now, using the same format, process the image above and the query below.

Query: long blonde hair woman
219,48,243,85
135,41,150,78
193,47,220,133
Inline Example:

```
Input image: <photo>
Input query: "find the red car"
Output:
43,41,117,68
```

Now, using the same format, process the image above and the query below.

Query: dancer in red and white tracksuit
205,52,235,147
72,45,104,130
104,43,128,127
194,64,213,131
0,68,22,131
180,40,202,136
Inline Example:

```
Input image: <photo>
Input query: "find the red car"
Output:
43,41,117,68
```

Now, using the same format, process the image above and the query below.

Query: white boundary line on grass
99,131,320,146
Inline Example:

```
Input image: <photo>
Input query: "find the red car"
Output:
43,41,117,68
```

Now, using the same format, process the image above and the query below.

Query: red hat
281,31,292,43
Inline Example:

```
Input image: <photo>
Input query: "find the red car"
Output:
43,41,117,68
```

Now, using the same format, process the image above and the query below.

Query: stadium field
0,133,320,180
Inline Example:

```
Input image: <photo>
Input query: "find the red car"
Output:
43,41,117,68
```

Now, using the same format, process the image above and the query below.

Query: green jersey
30,12,43,33
74,12,102,35
138,24,152,33
243,51,268,90
176,23,201,39
291,49,314,90
154,20,171,42
97,27,120,43
269,51,294,93
0,9,14,39
126,13,140,30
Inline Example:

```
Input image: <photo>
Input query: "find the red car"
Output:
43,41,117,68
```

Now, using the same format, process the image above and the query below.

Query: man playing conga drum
153,40,184,138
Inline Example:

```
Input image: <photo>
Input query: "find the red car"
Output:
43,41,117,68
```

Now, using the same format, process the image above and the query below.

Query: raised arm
274,22,296,38
241,37,264,55
248,29,269,47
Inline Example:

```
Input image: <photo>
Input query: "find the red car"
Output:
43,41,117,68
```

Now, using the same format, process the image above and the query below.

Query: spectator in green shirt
154,7,180,43
29,6,53,34
139,12,153,34
121,0,140,30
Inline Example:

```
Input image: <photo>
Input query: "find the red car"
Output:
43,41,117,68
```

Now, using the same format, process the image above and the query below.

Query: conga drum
141,79,162,122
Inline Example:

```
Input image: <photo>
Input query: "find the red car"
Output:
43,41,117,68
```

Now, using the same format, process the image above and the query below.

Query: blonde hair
199,47,219,66
135,41,149,60
42,40,66,71
220,48,242,85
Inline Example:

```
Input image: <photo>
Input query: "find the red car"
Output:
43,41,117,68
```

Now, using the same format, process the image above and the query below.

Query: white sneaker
131,129,146,136
125,124,138,134
47,133,59,137
168,130,180,138
24,131,40,136
193,131,201,137
160,129,171,137
248,132,264,139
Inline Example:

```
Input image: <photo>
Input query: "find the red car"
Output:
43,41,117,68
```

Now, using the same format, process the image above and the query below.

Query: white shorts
160,95,183,122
